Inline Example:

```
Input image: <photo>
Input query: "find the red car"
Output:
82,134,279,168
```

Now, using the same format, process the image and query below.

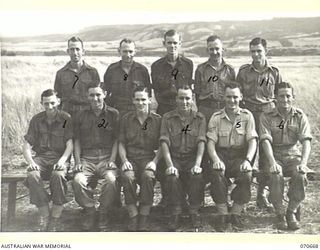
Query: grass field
1,55,320,233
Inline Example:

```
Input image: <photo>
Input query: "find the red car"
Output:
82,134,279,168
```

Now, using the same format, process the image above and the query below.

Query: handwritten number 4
181,124,191,134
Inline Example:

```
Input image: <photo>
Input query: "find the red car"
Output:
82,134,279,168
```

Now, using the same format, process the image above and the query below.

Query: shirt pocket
235,128,246,146
185,129,199,152
51,129,65,151
287,125,299,143
270,121,283,144
80,123,93,147
218,130,230,148
39,126,49,149
60,74,75,97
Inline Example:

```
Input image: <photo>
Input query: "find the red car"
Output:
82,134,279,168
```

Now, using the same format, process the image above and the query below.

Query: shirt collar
249,59,274,73
40,110,64,124
204,58,227,71
273,106,298,117
63,60,91,72
171,108,197,120
220,108,241,119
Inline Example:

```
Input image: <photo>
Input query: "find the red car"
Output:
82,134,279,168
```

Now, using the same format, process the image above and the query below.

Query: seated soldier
259,81,312,230
119,86,162,231
72,83,120,231
23,89,73,232
160,85,206,231
207,82,257,232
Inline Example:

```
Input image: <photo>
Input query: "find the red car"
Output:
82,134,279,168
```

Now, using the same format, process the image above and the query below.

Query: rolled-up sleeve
245,112,258,141
73,112,81,140
197,116,207,144
119,116,127,144
159,117,171,146
64,116,74,142
259,113,273,142
24,117,37,146
206,115,219,143
299,113,312,142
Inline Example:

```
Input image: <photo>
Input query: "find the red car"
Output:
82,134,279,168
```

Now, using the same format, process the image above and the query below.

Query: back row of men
22,30,312,232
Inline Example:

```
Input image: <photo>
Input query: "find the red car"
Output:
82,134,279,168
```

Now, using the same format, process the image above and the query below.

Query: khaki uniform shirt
207,108,258,149
54,61,100,110
151,55,193,106
119,111,161,159
24,110,73,155
259,107,312,156
160,109,206,158
236,60,282,106
194,59,236,102
103,61,151,108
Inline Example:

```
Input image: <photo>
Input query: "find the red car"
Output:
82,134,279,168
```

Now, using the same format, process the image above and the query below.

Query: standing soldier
151,29,193,116
160,85,206,231
207,82,257,232
194,35,236,122
54,36,100,118
236,37,282,210
103,38,151,117
259,82,312,230
119,86,162,231
23,89,73,232
72,83,120,231
151,30,193,209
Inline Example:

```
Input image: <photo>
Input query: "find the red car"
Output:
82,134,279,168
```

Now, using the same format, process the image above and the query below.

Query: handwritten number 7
72,75,79,89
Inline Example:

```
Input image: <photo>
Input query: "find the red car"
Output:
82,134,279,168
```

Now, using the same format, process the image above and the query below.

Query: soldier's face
133,91,150,113
250,44,267,64
67,41,84,63
176,89,193,112
224,87,242,110
88,87,106,110
119,42,136,63
276,88,294,110
207,39,223,61
41,95,60,116
163,34,181,56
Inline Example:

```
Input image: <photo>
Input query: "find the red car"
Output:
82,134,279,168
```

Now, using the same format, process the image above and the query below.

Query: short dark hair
119,38,136,48
275,81,295,96
249,37,267,50
87,82,102,91
41,89,58,101
68,36,83,48
224,81,242,92
132,86,151,98
177,85,193,95
164,29,181,41
207,35,221,43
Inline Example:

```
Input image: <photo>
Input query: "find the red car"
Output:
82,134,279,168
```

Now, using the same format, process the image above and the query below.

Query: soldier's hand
74,163,83,173
165,166,179,177
53,161,66,171
212,161,225,171
191,165,202,175
240,160,252,173
270,163,282,174
297,164,309,174
145,161,156,172
122,160,133,172
106,161,117,170
27,163,40,172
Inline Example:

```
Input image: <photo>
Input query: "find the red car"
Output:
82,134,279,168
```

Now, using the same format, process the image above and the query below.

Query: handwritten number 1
62,120,67,128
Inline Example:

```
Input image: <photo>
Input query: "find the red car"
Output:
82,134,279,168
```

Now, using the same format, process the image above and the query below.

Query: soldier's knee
166,175,178,184
51,170,65,179
191,173,203,183
122,170,135,183
141,170,154,181
104,170,117,183
73,173,87,186
239,171,252,183
27,170,40,182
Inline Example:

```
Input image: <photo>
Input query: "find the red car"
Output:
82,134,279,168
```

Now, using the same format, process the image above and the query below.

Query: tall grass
2,56,320,155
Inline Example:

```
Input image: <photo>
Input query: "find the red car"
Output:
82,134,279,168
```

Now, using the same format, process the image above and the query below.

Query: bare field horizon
1,55,320,233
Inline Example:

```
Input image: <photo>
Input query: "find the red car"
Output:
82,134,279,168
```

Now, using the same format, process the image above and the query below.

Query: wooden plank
7,182,17,225
1,174,27,183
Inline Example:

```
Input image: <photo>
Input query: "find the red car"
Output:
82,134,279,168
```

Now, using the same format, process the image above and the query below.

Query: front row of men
23,81,312,232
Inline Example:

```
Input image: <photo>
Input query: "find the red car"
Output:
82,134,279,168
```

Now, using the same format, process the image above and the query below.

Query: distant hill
2,17,320,56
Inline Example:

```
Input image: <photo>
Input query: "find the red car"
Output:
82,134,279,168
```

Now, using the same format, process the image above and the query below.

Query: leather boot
127,216,138,232
168,215,179,231
82,207,96,231
286,210,300,230
215,215,227,232
138,215,149,232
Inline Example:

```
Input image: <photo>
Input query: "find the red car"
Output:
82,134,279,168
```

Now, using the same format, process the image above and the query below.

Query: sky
1,10,320,38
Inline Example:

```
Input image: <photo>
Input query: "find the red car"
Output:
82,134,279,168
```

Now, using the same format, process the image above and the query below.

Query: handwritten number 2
98,119,109,129
72,75,79,89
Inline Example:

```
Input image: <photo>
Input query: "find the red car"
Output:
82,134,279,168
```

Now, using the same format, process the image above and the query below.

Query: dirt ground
1,155,320,234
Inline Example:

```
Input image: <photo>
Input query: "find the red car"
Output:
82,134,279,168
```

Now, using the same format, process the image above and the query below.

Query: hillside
1,17,320,56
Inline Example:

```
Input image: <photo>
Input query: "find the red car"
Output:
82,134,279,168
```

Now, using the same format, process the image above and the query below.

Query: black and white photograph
0,0,320,247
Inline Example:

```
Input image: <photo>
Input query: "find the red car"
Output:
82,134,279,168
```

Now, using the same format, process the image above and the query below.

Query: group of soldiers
22,30,312,232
